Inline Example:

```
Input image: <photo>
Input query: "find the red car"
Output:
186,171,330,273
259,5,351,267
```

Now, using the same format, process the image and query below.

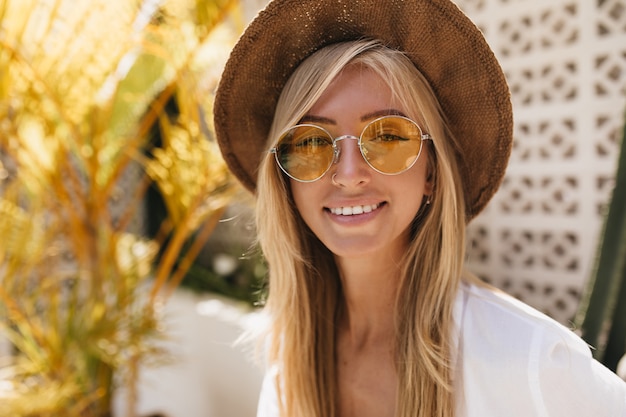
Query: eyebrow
299,108,407,125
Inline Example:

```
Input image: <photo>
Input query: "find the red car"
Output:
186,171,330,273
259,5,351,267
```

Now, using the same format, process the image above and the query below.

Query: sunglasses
270,115,432,182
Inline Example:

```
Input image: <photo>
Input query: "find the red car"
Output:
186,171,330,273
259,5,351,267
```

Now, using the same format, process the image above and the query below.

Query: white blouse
256,282,626,417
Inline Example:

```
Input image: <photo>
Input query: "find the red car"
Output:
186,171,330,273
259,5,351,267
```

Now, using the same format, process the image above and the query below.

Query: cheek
402,163,432,215
408,154,431,191
290,180,316,222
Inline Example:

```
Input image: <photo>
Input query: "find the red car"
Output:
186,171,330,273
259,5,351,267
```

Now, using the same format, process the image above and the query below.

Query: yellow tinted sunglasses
270,115,432,182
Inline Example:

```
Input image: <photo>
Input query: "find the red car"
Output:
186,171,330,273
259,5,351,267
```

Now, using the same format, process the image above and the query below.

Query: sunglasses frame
269,115,433,182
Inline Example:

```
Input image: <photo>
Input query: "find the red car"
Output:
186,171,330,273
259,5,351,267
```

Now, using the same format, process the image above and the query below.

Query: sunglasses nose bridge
331,135,360,165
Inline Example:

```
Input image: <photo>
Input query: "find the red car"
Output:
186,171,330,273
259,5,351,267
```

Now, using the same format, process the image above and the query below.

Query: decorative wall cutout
458,0,626,324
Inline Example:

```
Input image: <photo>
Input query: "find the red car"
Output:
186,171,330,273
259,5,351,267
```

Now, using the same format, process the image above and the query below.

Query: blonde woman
214,1,626,416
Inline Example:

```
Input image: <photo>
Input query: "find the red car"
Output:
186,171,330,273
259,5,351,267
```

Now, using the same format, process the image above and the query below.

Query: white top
256,282,626,417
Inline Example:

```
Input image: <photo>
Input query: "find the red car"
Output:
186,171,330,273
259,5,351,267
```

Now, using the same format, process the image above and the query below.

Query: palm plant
0,0,241,415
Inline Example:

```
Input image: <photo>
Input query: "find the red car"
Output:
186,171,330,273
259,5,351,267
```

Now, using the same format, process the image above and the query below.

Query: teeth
330,203,379,216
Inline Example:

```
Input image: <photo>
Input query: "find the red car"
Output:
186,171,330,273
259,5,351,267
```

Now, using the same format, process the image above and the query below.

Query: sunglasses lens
361,117,423,174
275,125,334,181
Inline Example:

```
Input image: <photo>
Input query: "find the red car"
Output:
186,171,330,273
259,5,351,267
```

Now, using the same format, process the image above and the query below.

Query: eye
370,133,409,143
294,135,332,148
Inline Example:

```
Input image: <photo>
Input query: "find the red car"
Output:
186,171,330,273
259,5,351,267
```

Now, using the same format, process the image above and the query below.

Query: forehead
306,66,404,124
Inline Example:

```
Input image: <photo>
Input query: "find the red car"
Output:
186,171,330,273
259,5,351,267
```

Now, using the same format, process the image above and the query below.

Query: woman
213,1,626,416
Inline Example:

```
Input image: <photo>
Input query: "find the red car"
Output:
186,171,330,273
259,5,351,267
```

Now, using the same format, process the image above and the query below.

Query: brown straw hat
214,0,513,221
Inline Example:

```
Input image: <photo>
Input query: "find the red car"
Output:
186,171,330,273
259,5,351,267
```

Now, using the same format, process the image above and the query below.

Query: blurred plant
0,0,242,416
184,242,267,306
575,111,626,373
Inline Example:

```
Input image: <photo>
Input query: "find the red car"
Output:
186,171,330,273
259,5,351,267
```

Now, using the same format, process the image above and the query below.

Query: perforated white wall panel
457,0,626,324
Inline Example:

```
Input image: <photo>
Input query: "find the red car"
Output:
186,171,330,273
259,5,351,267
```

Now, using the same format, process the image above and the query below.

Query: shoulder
454,282,626,417
256,365,280,417
456,281,578,346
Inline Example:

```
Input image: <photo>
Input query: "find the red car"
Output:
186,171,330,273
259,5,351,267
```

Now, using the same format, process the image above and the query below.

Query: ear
420,177,434,206
424,165,434,199
423,147,435,199
424,176,434,197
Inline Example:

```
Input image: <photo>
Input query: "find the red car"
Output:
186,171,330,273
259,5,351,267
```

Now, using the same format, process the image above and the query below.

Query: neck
335,254,402,346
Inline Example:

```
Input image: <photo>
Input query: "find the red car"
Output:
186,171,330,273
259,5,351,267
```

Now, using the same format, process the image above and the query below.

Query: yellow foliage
0,0,243,415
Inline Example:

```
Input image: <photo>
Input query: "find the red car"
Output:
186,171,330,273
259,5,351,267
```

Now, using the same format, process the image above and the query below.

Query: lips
328,203,380,216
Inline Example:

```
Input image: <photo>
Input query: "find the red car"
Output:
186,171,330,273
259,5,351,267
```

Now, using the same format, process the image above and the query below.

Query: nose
331,136,371,187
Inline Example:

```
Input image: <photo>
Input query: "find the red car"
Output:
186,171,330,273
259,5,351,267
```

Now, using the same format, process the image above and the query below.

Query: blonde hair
255,39,467,417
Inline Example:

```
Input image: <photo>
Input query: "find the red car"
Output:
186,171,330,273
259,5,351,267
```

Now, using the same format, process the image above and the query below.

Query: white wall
113,290,264,417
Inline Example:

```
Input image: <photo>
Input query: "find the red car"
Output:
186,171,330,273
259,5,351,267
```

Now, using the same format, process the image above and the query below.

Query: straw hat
214,0,513,221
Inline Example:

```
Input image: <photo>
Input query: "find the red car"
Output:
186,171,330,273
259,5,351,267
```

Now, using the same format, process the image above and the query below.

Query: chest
335,342,397,417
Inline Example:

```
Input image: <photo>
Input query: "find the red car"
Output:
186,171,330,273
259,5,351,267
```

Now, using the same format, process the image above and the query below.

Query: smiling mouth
328,203,382,216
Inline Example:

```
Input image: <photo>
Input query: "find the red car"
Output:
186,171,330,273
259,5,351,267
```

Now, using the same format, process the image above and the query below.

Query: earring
425,195,432,205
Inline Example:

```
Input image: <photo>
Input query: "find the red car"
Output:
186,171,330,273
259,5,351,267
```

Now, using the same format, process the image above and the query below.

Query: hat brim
214,0,512,221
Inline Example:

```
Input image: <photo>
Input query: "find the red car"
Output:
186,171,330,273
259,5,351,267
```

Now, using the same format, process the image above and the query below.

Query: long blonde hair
255,39,467,417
